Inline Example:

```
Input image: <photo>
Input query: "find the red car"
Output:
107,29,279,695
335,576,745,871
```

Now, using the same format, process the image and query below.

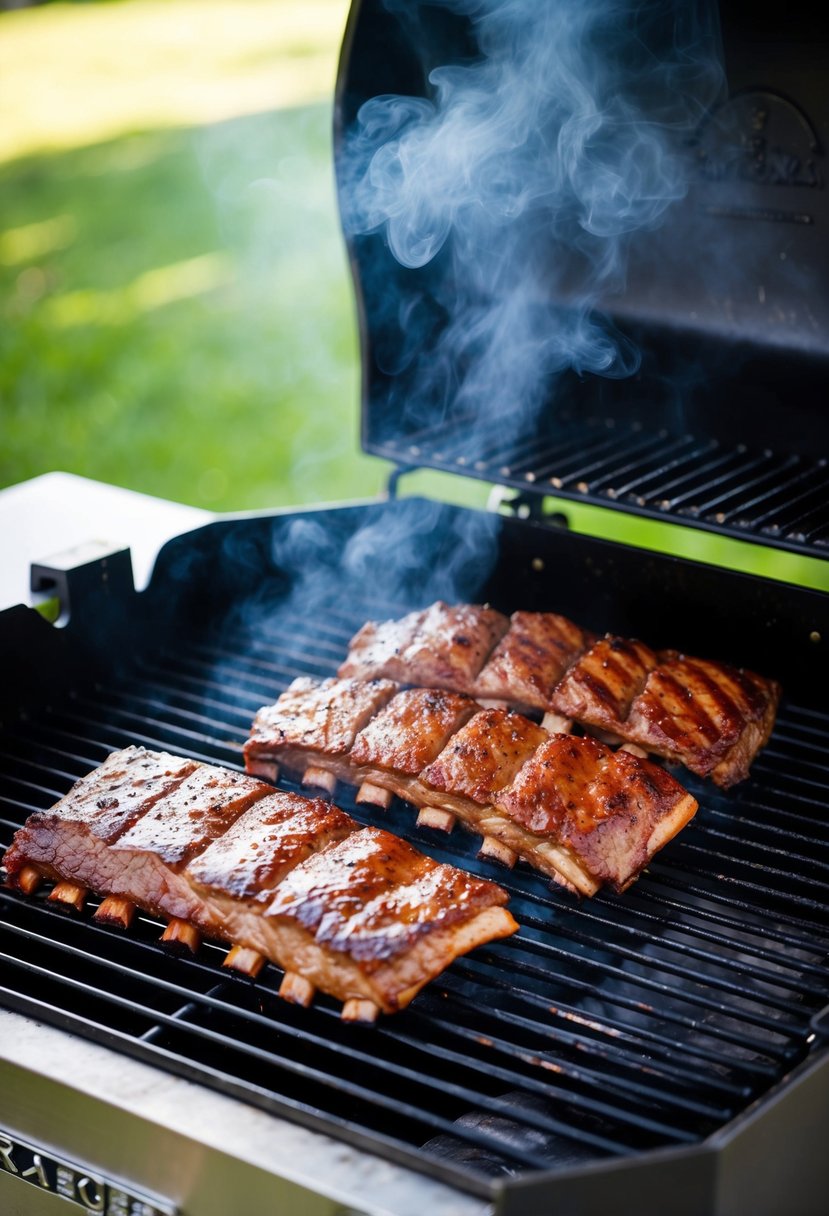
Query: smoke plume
342,0,724,430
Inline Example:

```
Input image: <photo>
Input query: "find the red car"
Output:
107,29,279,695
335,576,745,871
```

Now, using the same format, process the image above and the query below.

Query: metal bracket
386,465,419,500
486,486,570,528
30,541,134,628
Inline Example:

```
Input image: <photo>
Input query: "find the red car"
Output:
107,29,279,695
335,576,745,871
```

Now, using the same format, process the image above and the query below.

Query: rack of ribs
2,747,517,1022
245,681,699,898
337,602,780,787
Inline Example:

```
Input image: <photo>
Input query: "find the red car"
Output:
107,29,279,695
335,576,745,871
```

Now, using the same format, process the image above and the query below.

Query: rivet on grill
576,481,589,493
524,472,536,483
605,488,618,499
810,631,822,644
550,477,563,489
531,557,545,572
500,467,511,476
409,446,421,457
457,456,467,465
715,512,727,523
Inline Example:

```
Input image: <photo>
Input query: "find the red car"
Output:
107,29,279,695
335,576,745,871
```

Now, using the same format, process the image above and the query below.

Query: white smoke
342,0,724,428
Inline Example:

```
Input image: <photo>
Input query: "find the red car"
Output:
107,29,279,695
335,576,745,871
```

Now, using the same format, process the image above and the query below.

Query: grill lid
334,0,829,559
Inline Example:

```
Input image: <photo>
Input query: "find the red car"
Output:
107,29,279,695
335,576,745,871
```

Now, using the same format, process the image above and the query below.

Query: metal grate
2,599,829,1197
379,417,829,557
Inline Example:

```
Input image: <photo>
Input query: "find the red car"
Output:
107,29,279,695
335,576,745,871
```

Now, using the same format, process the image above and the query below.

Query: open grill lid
334,0,829,560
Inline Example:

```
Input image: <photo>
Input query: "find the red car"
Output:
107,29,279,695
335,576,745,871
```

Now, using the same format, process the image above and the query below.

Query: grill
2,502,829,1213
3,0,829,1212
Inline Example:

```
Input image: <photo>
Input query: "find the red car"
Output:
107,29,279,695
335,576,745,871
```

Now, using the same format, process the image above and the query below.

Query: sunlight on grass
0,215,77,265
0,0,349,163
44,253,233,327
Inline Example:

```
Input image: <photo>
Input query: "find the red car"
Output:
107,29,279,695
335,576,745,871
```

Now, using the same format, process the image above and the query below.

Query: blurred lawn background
1,0,826,590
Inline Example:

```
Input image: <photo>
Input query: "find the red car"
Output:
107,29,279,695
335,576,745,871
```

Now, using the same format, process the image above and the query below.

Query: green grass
0,0,826,590
0,0,383,510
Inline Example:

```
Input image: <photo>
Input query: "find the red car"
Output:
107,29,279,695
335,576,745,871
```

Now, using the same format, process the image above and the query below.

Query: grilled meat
246,676,398,785
4,750,273,922
623,654,781,787
338,601,509,690
473,611,594,710
495,735,698,892
244,680,698,896
261,826,515,1014
547,635,659,735
339,604,780,786
2,746,199,891
4,750,516,1018
349,688,478,802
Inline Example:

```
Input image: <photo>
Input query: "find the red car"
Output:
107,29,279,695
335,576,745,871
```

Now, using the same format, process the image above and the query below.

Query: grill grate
381,418,829,556
2,598,829,1197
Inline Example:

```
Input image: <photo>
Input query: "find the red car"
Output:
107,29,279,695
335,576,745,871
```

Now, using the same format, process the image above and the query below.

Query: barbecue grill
2,2,828,1214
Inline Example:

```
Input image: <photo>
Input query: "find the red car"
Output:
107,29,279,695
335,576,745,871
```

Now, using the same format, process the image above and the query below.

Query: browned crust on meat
187,791,356,903
550,636,659,730
244,677,399,762
625,655,781,788
2,747,198,881
111,767,270,866
420,708,549,805
264,826,510,969
494,735,698,890
473,611,595,709
338,602,509,690
350,688,478,774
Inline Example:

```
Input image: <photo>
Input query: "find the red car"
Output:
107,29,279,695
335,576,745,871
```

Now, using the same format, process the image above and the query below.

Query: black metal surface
336,0,829,561
2,502,829,1206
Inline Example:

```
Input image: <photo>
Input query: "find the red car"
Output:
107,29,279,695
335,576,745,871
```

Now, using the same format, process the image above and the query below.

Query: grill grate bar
546,433,671,490
629,445,744,509
0,903,671,1157
592,437,709,500
678,453,792,518
509,916,813,1031
410,986,757,1098
450,953,795,1062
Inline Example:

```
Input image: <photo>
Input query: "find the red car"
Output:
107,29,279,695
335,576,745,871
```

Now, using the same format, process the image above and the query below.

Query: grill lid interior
335,0,829,559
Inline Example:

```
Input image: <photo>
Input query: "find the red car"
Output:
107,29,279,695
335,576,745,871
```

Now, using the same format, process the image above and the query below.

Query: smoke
341,0,725,430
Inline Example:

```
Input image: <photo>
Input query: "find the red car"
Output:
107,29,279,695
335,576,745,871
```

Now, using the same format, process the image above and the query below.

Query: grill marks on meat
262,827,512,1012
495,736,698,892
473,611,595,710
339,604,780,787
246,677,398,784
3,750,516,1019
2,747,199,891
244,680,698,897
550,637,659,734
624,655,781,787
420,709,549,807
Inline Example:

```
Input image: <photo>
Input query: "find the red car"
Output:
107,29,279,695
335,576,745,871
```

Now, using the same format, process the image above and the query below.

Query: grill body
2,499,829,1214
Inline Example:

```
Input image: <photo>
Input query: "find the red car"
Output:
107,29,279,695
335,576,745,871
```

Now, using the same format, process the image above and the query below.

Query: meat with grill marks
622,654,781,788
3,749,516,1020
244,681,698,897
549,636,660,736
339,603,780,787
472,611,595,711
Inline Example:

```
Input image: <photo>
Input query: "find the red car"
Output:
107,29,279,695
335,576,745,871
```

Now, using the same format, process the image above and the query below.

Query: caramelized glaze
188,791,356,900
473,611,594,708
351,688,478,774
420,708,549,804
265,825,508,967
